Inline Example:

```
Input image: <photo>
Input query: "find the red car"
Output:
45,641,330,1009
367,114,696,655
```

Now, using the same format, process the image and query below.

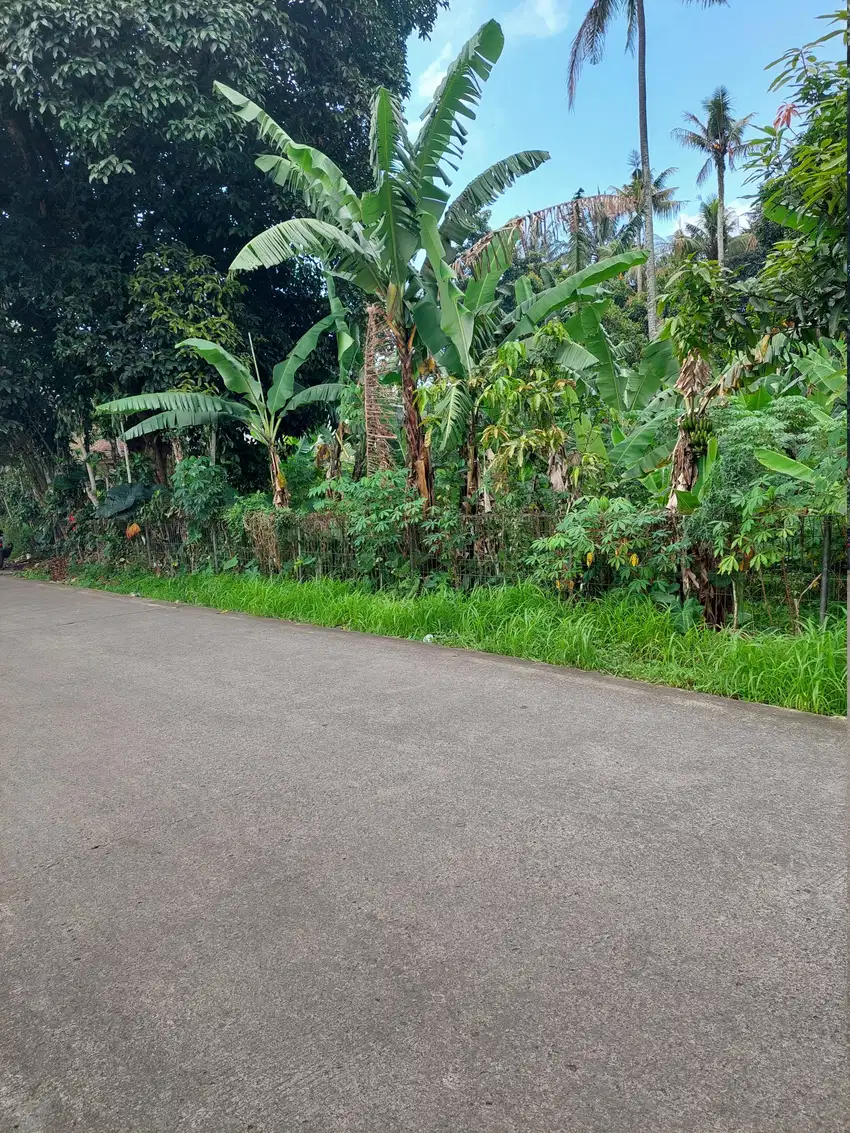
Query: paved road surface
1,580,845,1132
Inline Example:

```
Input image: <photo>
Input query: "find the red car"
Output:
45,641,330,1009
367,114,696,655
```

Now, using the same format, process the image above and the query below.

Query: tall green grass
54,567,846,716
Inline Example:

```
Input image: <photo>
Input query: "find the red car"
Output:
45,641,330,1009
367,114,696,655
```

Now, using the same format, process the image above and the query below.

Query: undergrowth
31,567,847,716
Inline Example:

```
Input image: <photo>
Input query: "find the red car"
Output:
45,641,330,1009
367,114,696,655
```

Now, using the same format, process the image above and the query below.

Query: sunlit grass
51,567,847,716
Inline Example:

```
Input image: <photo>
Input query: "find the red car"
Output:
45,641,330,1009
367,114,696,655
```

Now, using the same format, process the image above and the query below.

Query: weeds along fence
54,509,846,624
133,509,561,590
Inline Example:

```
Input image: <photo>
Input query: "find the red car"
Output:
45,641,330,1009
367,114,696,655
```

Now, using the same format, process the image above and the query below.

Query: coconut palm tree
672,86,755,265
672,196,756,262
567,0,727,336
611,152,681,291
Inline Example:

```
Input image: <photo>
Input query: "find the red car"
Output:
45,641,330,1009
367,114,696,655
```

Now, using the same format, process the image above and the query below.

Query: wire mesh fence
55,508,846,626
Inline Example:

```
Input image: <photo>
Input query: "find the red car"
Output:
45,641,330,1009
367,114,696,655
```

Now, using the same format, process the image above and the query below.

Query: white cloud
502,0,569,39
415,42,454,100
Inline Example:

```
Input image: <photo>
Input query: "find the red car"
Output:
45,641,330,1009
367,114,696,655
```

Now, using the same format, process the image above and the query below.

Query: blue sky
405,1,829,238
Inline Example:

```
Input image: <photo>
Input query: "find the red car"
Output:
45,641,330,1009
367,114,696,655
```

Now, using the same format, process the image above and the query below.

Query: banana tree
420,243,650,499
97,313,348,507
214,20,550,503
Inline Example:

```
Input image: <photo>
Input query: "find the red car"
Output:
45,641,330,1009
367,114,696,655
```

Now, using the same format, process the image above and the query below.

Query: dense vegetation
2,6,845,709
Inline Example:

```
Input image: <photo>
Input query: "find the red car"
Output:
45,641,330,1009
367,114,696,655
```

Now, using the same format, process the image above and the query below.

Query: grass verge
34,566,847,716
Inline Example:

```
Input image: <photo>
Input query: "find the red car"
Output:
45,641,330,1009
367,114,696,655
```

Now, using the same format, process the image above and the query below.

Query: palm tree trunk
635,0,658,338
716,159,725,266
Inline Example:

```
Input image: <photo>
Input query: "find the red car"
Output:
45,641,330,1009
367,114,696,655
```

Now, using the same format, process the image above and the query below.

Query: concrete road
0,580,845,1132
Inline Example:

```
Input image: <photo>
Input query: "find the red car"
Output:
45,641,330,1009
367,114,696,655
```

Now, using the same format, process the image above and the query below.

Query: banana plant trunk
395,327,433,507
666,424,698,511
635,0,658,339
463,412,480,514
716,160,725,266
268,444,289,509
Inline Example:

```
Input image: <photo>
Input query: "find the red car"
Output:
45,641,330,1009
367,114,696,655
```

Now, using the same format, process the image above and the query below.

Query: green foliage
0,0,441,492
659,259,752,363
97,482,155,521
746,13,847,337
170,457,232,539
527,496,685,599
317,470,424,582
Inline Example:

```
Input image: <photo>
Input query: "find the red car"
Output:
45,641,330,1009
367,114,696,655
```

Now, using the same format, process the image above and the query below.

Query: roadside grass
30,566,847,716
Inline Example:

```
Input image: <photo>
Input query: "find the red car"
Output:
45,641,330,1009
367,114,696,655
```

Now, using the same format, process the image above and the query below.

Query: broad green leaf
285,382,343,413
411,296,451,358
514,275,534,307
755,448,817,484
419,212,475,374
625,338,678,411
741,386,774,411
370,87,407,181
762,200,817,234
503,250,647,339
97,390,244,419
464,230,516,313
564,303,622,410
216,82,362,225
229,219,377,292
269,314,335,413
177,339,261,402
440,151,549,245
326,276,359,379
573,414,608,461
414,21,505,219
555,338,599,373
123,407,246,441
361,178,419,296
674,489,702,514
434,381,473,452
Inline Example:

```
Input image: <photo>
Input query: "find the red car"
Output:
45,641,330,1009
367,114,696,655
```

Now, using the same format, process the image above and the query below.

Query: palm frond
568,0,623,107
455,192,634,278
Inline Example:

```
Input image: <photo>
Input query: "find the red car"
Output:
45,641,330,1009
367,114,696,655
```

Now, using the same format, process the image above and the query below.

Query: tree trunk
463,411,480,515
666,425,698,511
149,437,169,485
395,327,433,506
268,444,289,508
363,305,396,475
635,0,657,339
716,159,725,266
819,518,831,625
208,424,217,466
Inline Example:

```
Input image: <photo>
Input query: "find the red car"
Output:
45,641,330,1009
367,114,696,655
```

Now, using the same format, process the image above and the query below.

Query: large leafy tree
672,86,754,265
566,0,726,337
0,0,443,496
745,13,847,339
216,21,551,502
